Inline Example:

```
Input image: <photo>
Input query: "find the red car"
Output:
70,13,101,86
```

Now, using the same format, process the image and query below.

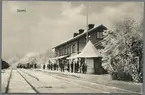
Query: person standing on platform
56,63,58,70
67,63,70,72
62,61,65,72
54,63,56,70
47,64,49,70
48,64,50,70
43,64,45,70
80,61,83,73
82,63,85,74
34,63,37,69
76,61,79,73
50,64,52,70
84,63,87,74
60,62,62,72
75,62,77,73
71,61,74,72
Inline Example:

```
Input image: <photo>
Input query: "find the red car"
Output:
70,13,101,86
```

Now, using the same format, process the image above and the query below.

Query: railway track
5,69,13,93
4,69,39,93
19,69,39,81
17,70,40,93
4,69,140,94
23,69,109,93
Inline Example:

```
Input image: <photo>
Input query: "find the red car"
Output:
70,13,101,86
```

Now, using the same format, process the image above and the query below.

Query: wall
85,58,94,74
54,27,105,57
78,35,86,53
55,39,79,57
94,57,103,74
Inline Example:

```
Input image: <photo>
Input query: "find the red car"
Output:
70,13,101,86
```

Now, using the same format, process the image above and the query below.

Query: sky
2,1,144,61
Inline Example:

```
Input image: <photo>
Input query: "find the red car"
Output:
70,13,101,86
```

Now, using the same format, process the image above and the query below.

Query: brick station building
52,24,107,74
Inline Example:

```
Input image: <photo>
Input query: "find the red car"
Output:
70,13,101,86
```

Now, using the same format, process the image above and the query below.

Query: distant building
52,24,107,74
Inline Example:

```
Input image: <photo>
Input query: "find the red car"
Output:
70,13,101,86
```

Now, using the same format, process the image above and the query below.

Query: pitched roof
76,40,102,58
52,24,107,49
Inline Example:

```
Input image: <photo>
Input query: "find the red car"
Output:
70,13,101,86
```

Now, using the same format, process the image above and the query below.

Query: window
57,51,59,56
55,51,58,56
61,48,63,56
59,49,61,56
60,49,63,55
64,47,67,55
100,32,103,38
97,32,99,38
67,46,69,54
72,44,75,53
65,47,67,54
97,32,103,38
70,45,71,53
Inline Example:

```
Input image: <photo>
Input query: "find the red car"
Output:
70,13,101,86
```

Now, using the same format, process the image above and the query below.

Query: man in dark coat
55,63,57,70
62,63,64,72
52,64,54,70
75,62,77,73
60,63,62,72
47,64,49,70
50,64,52,70
71,61,74,72
80,60,83,73
34,63,37,68
54,63,56,70
43,64,45,69
49,64,51,70
67,63,70,72
84,63,87,74
82,63,85,74
76,61,79,73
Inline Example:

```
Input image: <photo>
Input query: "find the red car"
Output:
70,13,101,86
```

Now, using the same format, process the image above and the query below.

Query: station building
52,24,107,74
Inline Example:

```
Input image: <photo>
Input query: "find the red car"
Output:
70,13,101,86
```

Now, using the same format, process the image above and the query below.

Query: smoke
19,52,39,64
18,50,52,65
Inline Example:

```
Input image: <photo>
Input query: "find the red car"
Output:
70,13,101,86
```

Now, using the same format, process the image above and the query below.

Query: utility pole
86,3,89,43
86,2,90,43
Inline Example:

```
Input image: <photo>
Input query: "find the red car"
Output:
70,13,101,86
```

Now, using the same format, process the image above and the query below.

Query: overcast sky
2,1,144,61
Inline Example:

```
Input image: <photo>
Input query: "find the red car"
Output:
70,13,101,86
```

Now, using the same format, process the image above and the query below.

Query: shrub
111,72,133,81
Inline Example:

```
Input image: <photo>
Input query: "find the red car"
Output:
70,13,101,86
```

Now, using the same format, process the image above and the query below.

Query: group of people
43,63,59,70
42,59,88,74
17,63,38,69
67,60,88,74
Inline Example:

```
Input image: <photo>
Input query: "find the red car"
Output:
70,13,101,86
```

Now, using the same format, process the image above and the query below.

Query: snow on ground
8,70,36,93
35,69,142,93
20,69,107,93
2,68,142,93
26,69,139,93
1,69,11,93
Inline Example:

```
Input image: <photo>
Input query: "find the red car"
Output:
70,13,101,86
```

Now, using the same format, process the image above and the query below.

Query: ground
1,68,143,94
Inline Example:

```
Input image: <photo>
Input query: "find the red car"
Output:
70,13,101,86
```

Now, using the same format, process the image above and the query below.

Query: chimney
78,29,84,34
88,24,95,30
73,33,79,37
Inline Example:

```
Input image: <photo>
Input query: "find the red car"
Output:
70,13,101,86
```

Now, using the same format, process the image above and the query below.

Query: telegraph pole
86,3,89,43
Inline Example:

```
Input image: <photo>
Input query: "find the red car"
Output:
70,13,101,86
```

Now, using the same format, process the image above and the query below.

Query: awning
48,58,56,64
75,40,102,58
50,55,68,60
67,55,78,59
